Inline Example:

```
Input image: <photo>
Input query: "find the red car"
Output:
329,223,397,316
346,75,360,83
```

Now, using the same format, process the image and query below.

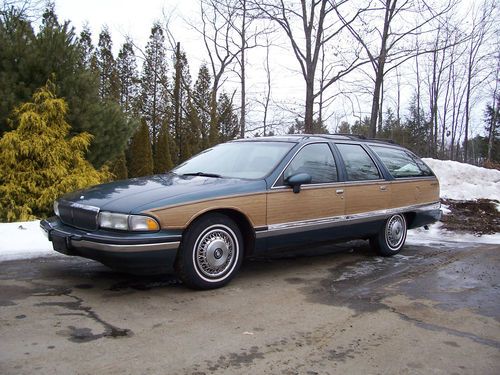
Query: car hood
59,173,266,214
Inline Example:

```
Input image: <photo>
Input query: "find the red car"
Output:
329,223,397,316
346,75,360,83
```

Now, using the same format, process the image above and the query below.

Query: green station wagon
41,134,441,289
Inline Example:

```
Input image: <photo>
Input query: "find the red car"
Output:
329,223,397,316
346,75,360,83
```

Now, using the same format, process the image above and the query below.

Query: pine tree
117,38,139,115
0,7,135,167
0,7,36,135
77,25,95,70
109,152,128,180
127,121,154,178
154,121,174,173
218,92,239,143
140,23,169,158
95,26,119,101
172,43,192,163
192,65,212,149
183,99,201,161
0,82,110,222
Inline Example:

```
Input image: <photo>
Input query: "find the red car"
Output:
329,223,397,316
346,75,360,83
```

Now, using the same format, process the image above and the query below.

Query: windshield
173,141,294,179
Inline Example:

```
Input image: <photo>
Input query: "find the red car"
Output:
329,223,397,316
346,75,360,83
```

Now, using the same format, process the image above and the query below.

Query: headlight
54,201,60,216
98,212,160,232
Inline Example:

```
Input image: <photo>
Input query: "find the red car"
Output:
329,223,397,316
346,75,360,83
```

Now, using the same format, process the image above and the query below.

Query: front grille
58,200,100,231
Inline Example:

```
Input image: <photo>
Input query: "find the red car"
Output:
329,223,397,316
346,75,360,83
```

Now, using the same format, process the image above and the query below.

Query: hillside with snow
0,159,499,261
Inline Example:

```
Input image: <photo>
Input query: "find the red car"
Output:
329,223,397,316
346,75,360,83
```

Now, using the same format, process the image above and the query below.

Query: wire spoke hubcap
196,228,235,278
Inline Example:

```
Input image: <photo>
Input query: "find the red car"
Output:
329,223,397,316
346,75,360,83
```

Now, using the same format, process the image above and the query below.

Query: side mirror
285,173,312,193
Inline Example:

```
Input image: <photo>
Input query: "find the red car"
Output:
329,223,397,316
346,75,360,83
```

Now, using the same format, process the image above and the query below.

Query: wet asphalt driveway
0,240,499,374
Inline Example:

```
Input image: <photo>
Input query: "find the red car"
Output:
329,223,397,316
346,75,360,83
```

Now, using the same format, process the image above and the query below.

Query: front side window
283,143,338,184
370,146,434,178
336,144,380,181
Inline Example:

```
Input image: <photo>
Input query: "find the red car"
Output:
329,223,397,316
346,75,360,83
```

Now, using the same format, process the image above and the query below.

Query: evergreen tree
95,26,119,101
192,64,212,149
0,82,110,222
484,95,500,163
351,117,371,138
218,92,239,142
0,7,135,167
337,121,350,134
109,152,128,180
172,43,192,162
183,98,202,161
127,121,154,178
288,118,328,134
117,37,139,114
0,7,36,134
155,121,174,173
140,22,169,158
405,95,430,156
77,25,95,70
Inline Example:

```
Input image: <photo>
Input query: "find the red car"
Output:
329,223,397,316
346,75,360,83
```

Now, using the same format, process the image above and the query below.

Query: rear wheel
370,214,407,256
175,213,243,289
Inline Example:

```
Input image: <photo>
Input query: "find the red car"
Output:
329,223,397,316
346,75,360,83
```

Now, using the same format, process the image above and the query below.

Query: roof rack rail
330,133,397,144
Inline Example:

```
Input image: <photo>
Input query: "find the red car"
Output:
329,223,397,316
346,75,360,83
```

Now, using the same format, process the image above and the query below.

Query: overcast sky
54,0,310,134
51,0,493,136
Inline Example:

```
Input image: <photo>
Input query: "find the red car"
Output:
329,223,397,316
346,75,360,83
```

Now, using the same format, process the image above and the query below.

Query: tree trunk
174,42,181,158
487,57,499,162
239,0,246,138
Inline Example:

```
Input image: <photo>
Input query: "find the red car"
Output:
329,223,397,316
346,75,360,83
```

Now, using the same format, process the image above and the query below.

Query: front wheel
370,214,407,256
175,213,243,289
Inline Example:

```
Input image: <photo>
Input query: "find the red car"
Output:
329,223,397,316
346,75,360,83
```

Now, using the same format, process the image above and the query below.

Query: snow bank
0,221,54,261
423,158,500,201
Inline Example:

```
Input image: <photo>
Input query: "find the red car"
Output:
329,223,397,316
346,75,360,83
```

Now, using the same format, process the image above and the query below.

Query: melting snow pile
1,158,499,261
422,158,500,201
0,221,54,261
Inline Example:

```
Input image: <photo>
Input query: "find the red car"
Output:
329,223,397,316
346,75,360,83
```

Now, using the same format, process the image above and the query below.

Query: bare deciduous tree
336,0,454,138
256,0,368,133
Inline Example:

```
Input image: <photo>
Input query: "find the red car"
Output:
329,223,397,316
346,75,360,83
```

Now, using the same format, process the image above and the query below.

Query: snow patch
423,158,500,201
407,221,500,246
0,221,55,261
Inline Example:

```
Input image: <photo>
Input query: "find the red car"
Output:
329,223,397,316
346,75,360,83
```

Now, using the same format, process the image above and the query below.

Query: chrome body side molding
256,202,440,239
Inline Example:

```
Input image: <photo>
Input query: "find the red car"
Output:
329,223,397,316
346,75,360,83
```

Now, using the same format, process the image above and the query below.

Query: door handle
380,185,387,191
336,189,344,195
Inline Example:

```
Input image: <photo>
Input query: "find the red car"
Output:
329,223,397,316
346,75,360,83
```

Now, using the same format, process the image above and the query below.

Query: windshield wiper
181,172,222,178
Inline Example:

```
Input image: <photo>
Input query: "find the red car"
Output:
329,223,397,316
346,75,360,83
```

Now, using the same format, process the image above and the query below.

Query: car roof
233,134,400,146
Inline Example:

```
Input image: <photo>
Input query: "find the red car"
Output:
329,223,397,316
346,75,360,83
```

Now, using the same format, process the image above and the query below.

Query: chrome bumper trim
71,239,180,253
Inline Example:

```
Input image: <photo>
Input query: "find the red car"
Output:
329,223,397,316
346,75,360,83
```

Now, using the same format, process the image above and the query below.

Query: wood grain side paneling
267,186,345,225
389,178,440,207
149,193,267,229
344,183,390,215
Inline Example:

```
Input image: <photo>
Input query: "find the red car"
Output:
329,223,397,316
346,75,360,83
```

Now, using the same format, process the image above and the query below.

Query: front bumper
41,217,181,274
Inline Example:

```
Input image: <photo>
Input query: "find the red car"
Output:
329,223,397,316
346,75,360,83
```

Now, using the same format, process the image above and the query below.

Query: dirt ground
441,198,500,235
0,240,499,375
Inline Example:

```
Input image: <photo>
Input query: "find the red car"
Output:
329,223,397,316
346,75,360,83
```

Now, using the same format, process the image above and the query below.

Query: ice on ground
423,158,500,201
0,220,54,261
407,221,500,246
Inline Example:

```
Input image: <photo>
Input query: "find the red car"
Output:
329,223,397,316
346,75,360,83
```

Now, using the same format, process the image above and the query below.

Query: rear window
370,146,433,178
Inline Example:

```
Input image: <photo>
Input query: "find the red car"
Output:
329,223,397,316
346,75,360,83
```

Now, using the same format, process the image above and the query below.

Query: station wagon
41,134,441,289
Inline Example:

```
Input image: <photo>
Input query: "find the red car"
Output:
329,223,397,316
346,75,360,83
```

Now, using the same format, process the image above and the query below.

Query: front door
266,143,345,248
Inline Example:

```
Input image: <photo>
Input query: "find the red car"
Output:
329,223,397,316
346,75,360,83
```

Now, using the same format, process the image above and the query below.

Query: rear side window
370,146,434,178
284,143,338,184
336,144,380,181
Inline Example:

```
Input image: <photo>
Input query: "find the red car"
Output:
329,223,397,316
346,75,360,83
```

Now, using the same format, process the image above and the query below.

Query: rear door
335,143,390,216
